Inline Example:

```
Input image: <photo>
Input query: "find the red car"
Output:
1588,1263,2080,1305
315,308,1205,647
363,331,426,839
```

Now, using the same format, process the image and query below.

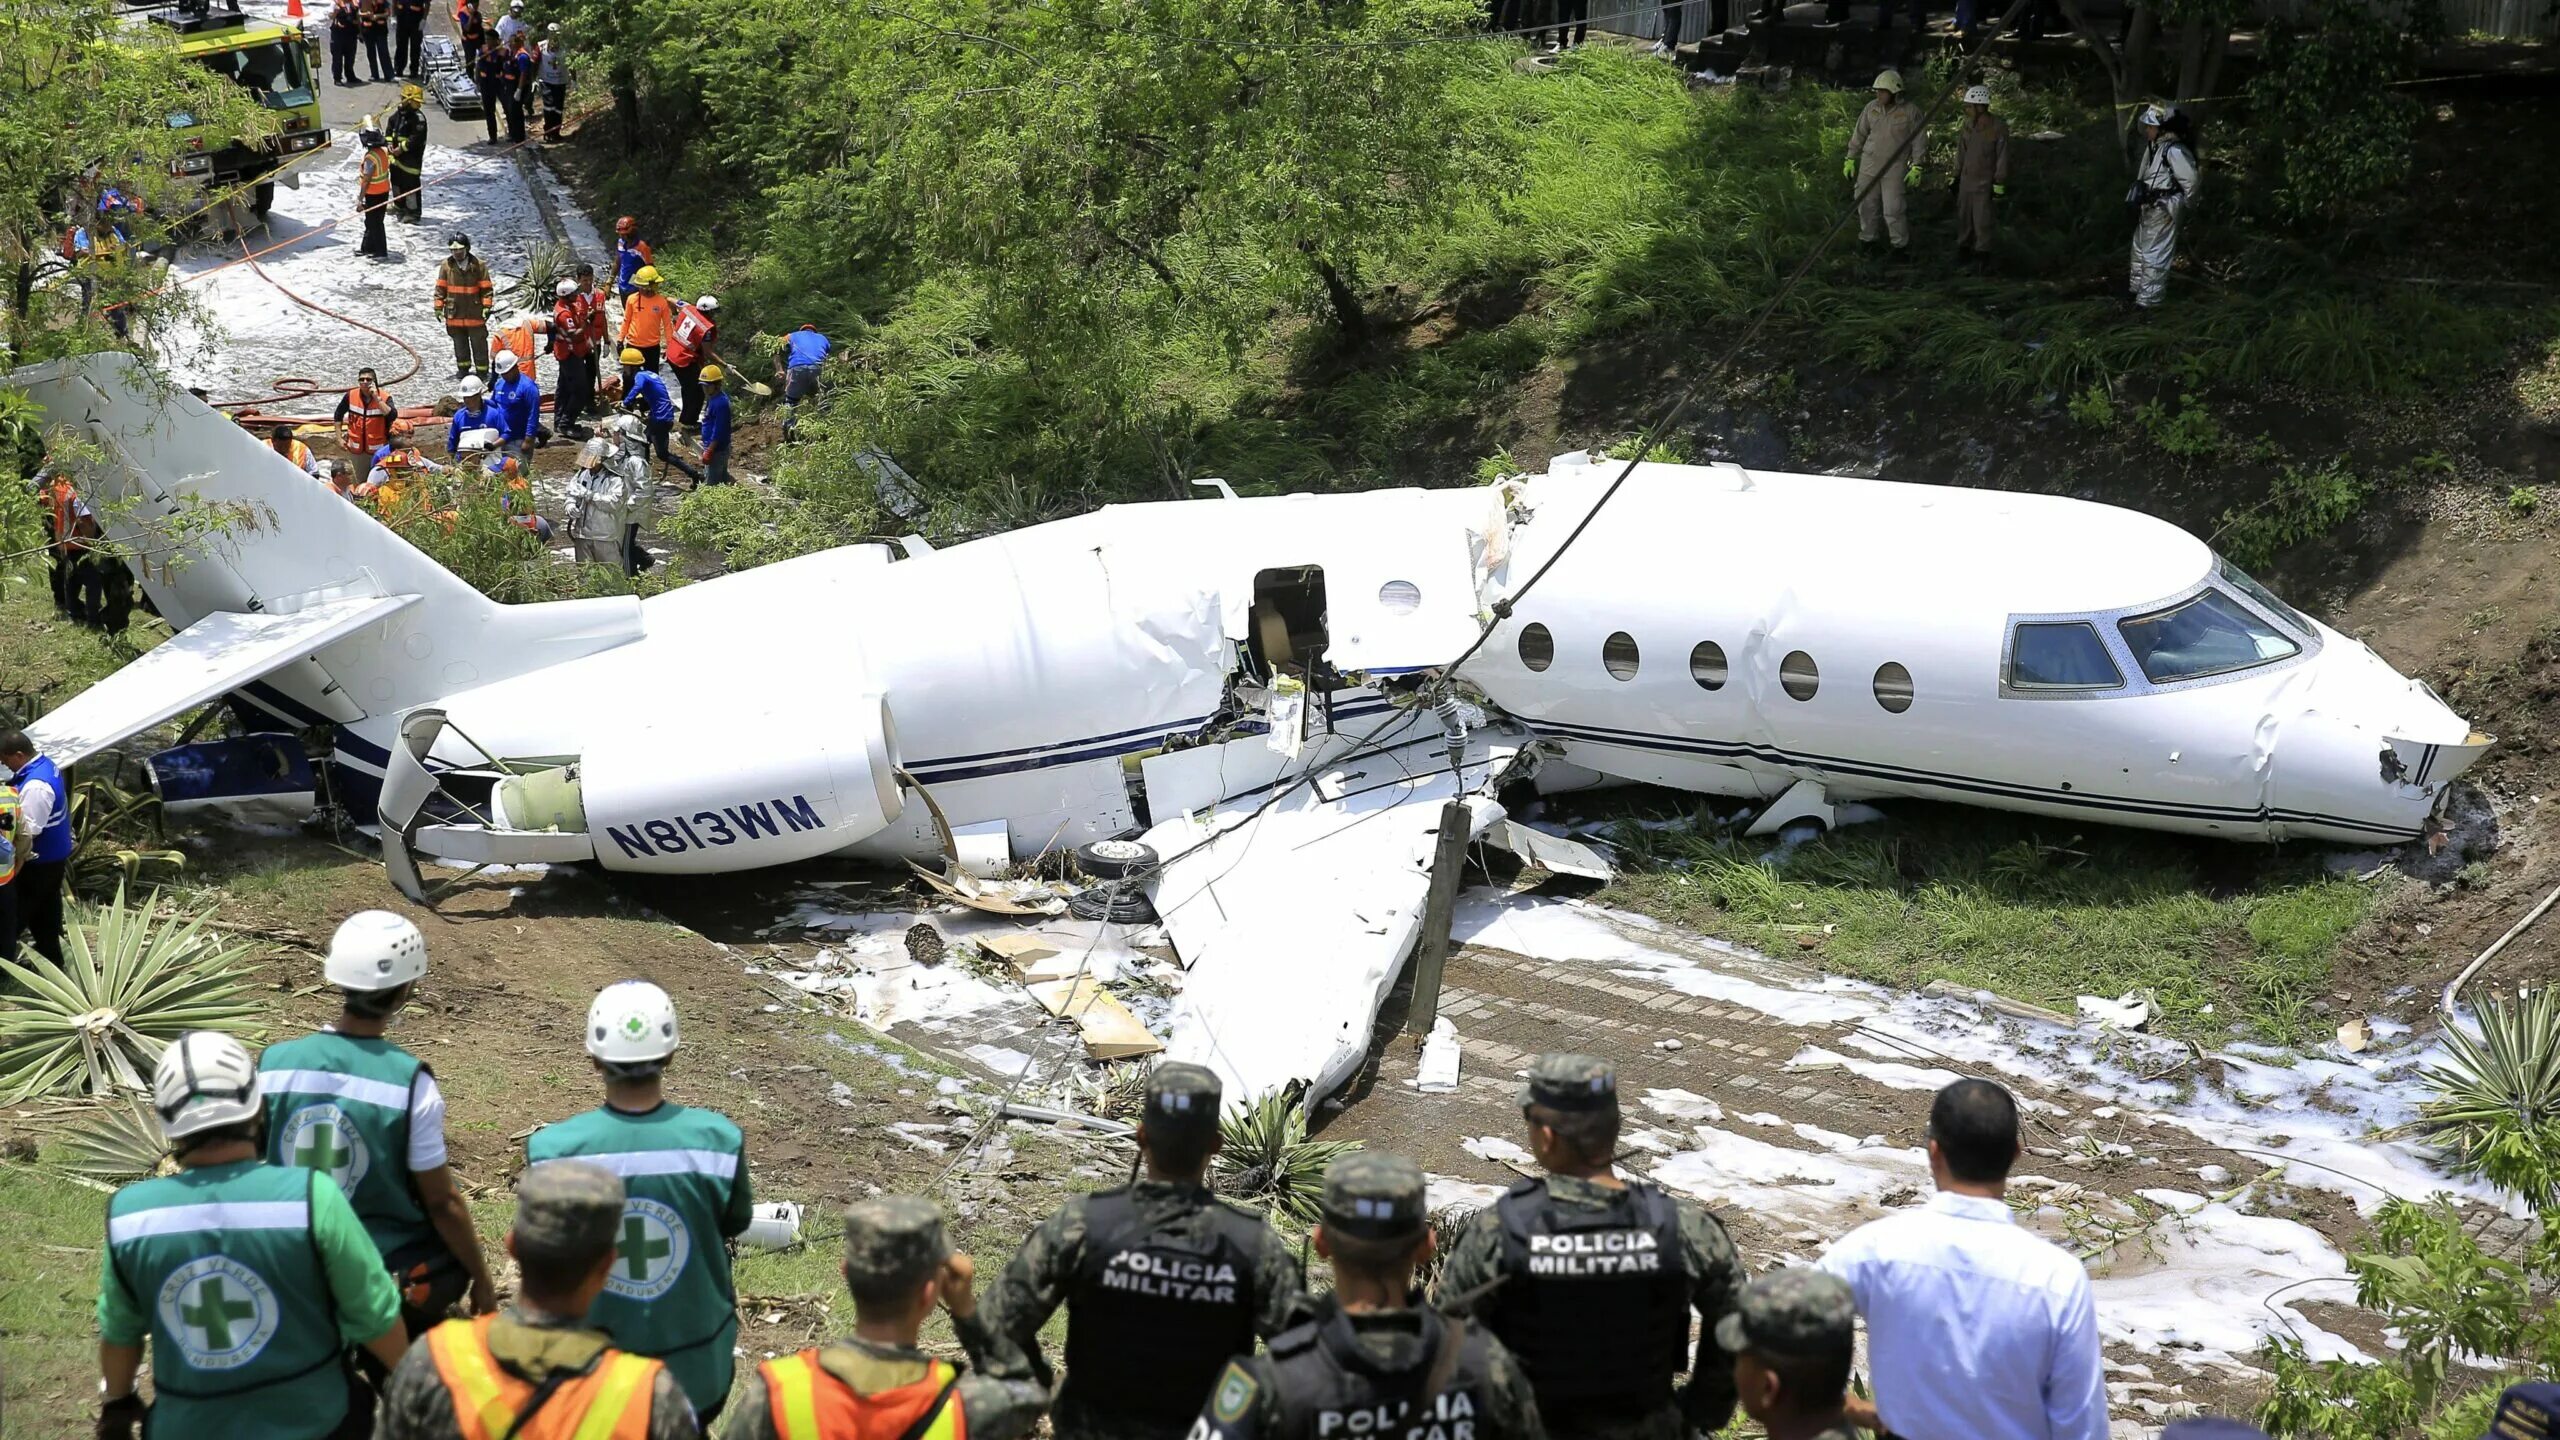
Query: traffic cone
286,0,303,18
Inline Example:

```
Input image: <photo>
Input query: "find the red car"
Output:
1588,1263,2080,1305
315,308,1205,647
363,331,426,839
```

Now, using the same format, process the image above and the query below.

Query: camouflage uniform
1429,1055,1746,1440
1714,1268,1861,1440
1191,1154,1543,1440
723,1196,1050,1440
980,1063,1304,1440
381,1162,701,1440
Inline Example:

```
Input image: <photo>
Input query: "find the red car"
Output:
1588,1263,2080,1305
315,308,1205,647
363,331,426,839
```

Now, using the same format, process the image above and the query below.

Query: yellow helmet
700,364,724,383
631,265,661,285
619,347,645,366
402,84,424,105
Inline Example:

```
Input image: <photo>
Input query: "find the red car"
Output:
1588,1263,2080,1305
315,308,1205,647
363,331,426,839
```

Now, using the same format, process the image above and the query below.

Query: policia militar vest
105,1163,353,1439
260,1034,445,1272
1262,1303,1498,1440
1487,1178,1691,1421
1060,1187,1267,1428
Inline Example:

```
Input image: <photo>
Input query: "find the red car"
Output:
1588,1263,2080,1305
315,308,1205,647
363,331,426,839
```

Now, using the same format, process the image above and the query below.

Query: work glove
97,1393,144,1440
1905,164,1922,185
1994,183,2008,197
1842,155,1856,180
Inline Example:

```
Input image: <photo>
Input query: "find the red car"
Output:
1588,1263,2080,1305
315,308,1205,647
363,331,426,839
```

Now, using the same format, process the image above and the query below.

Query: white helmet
587,980,680,1065
555,277,578,297
326,910,427,992
456,374,487,399
1963,84,1992,105
494,349,520,372
1872,69,1904,94
695,295,719,312
154,1031,262,1141
2138,103,2172,127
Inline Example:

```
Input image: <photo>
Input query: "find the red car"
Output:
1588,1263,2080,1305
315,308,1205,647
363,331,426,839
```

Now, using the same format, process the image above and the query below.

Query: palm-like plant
1214,1089,1361,1224
49,1101,176,1182
2420,989,2560,1207
0,886,260,1102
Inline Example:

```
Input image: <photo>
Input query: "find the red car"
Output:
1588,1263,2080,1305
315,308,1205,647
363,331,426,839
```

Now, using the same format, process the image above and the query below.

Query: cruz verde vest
105,1161,348,1439
526,1102,745,1413
260,1032,441,1266
1061,1186,1266,1429
12,754,72,864
1488,1178,1691,1420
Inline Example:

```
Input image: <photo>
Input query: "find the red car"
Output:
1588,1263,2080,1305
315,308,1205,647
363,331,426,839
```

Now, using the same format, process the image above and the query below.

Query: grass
1596,801,2374,1043
0,1161,117,1422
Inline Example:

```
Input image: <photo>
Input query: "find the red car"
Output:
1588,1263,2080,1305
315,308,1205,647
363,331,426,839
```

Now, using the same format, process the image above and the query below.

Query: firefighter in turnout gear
97,1033,410,1440
1191,1153,1544,1440
1430,1053,1745,1440
261,912,502,1349
981,1063,1305,1440
380,1160,702,1439
524,982,754,1426
725,1195,1052,1440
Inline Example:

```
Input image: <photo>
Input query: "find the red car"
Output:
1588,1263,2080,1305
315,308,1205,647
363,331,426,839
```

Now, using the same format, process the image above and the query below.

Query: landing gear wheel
1068,883,1158,924
1073,838,1159,881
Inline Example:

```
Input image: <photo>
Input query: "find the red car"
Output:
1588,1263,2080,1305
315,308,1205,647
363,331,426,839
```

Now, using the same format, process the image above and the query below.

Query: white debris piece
1463,1135,1536,1166
2077,991,2156,1031
1416,1016,1462,1093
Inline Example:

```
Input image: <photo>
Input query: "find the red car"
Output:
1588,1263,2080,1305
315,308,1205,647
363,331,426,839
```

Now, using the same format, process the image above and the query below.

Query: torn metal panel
1486,821,1617,881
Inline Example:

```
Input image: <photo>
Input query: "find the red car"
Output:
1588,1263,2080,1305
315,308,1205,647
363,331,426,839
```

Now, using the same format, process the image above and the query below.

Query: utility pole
1405,796,1472,1036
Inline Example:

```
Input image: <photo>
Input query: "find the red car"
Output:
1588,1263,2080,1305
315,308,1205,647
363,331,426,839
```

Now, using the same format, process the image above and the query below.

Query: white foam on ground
768,945,1016,1030
1789,1043,1964,1093
1427,1176,1507,1215
2089,1191,2364,1367
1639,1088,1725,1122
1453,892,1883,1026
1463,1136,1535,1165
1647,1126,1934,1234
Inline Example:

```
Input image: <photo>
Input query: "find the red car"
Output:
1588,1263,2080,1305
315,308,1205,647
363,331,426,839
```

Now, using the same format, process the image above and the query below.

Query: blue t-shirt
446,403,495,454
699,391,732,451
490,373,542,440
623,369,675,424
782,329,831,370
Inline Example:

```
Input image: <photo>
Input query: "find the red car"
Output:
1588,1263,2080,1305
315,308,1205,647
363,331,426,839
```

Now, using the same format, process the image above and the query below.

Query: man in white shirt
1815,1078,2106,1440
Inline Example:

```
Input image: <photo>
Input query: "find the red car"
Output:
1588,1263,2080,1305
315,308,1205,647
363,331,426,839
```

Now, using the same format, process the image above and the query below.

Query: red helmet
615,216,636,236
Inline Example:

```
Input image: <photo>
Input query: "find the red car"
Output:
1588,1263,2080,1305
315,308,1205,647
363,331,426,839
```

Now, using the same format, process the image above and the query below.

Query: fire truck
145,0,332,218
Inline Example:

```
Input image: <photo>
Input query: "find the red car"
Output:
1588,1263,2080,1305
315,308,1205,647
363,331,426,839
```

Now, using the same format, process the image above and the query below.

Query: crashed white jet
13,353,2488,1104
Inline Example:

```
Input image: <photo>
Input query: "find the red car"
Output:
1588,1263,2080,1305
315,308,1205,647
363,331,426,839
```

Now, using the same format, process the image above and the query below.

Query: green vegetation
0,1163,113,1421
0,887,262,1101
1602,805,2371,1042
1215,1089,1361,1224
2420,990,2560,1209
2216,461,2371,571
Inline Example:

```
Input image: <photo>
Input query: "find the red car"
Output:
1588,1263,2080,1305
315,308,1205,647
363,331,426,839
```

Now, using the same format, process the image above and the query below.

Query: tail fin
10,351,641,729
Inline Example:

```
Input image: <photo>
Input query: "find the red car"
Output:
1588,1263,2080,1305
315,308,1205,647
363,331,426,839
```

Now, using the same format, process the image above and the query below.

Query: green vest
526,1102,745,1412
258,1032,440,1265
105,1161,348,1439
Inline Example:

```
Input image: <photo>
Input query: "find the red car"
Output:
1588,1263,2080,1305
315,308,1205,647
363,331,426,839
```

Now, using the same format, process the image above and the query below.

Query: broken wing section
1137,714,1528,1108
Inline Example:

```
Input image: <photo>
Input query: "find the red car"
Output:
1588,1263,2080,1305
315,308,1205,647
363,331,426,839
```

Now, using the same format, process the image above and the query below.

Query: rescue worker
1951,85,2010,266
453,0,484,77
262,911,502,1350
393,0,429,77
331,0,362,86
618,347,704,486
551,277,599,437
1192,1153,1543,1440
1845,70,1926,255
361,0,394,81
437,231,498,378
620,266,673,371
358,123,395,258
487,450,554,542
387,86,432,223
474,41,508,145
2129,103,2201,309
269,423,332,481
777,322,831,443
1717,1271,1862,1440
97,1033,409,1440
567,438,631,566
338,366,398,458
724,1195,1052,1440
538,24,570,141
381,1161,702,1439
696,366,733,486
981,1062,1304,1440
0,767,21,966
447,375,501,456
613,216,654,297
501,31,537,143
1433,1053,1746,1440
666,293,717,428
41,464,100,623
495,0,526,46
603,412,657,574
524,981,753,1425
363,444,446,512
490,349,543,469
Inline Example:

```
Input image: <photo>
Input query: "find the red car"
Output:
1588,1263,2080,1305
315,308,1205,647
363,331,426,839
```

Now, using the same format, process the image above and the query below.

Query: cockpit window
2118,589,2301,684
2009,622,2123,690
2215,557,2312,635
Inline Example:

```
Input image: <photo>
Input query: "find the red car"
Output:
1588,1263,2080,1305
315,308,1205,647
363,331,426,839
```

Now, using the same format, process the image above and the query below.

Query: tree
2247,0,2444,224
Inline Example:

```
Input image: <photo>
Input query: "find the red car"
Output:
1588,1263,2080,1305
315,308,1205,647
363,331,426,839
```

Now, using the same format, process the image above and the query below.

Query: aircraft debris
1027,974,1164,1061
2335,1018,2370,1054
2078,990,2157,1032
1415,1016,1461,1093
1487,821,1616,881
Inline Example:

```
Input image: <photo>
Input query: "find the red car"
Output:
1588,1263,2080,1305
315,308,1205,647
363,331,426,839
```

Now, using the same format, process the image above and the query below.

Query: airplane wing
28,593,420,767
1139,713,1529,1108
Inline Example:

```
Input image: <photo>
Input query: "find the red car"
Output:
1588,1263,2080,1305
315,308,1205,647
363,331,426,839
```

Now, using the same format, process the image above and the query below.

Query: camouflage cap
1319,1151,1426,1241
1142,1061,1223,1136
2483,1384,2560,1440
842,1195,950,1290
1518,1052,1618,1113
2162,1423,2272,1440
514,1160,626,1264
1714,1268,1855,1360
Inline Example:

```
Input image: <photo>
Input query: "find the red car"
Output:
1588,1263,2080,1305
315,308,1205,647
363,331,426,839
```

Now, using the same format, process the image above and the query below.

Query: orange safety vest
343,387,394,449
46,478,92,554
758,1351,966,1440
360,147,393,197
424,1316,659,1440
273,437,315,472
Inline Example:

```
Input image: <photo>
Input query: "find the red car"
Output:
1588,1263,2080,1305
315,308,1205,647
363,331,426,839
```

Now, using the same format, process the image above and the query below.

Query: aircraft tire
1072,838,1159,881
1067,883,1158,924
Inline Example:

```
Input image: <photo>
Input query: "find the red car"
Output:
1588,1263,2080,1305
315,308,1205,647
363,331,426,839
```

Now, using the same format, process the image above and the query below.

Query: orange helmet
615,215,636,236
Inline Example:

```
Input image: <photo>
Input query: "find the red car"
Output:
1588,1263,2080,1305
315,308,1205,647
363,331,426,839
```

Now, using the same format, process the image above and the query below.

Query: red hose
218,236,428,418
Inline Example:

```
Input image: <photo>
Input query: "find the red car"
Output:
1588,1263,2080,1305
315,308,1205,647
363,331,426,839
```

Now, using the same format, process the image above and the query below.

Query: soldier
1192,1153,1543,1440
526,981,754,1427
261,912,501,1349
725,1195,1052,1440
97,1033,409,1440
1431,1053,1745,1440
980,1062,1303,1440
1716,1270,1861,1440
381,1160,701,1438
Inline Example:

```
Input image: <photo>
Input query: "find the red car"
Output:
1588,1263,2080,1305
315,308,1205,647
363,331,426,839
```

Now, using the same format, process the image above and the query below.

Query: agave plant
49,1100,175,1182
68,773,185,896
0,886,261,1103
2420,989,2560,1207
1215,1089,1361,1224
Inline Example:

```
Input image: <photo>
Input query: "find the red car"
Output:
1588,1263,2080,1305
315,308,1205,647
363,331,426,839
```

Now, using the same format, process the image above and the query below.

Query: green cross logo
623,1015,647,1037
181,1277,257,1350
280,1104,368,1191
602,1198,689,1301
293,1123,347,1175
618,1214,671,1279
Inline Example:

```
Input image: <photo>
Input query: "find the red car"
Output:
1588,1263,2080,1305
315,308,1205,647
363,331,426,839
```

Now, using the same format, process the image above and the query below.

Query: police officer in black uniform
1430,1053,1746,1440
982,1063,1302,1440
1191,1152,1543,1440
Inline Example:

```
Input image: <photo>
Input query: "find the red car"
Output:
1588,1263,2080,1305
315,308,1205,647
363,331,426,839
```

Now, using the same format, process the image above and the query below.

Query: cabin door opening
1248,567,1332,685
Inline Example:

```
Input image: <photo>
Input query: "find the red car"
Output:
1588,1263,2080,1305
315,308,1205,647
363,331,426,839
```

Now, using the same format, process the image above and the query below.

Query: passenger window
1873,662,1914,713
1603,632,1640,681
1519,623,1554,672
1690,641,1728,691
1780,651,1819,702
2118,590,2301,684
2009,623,2123,690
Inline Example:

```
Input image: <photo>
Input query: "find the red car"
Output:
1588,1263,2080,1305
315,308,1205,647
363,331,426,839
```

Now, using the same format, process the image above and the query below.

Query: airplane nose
2266,634,2489,840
